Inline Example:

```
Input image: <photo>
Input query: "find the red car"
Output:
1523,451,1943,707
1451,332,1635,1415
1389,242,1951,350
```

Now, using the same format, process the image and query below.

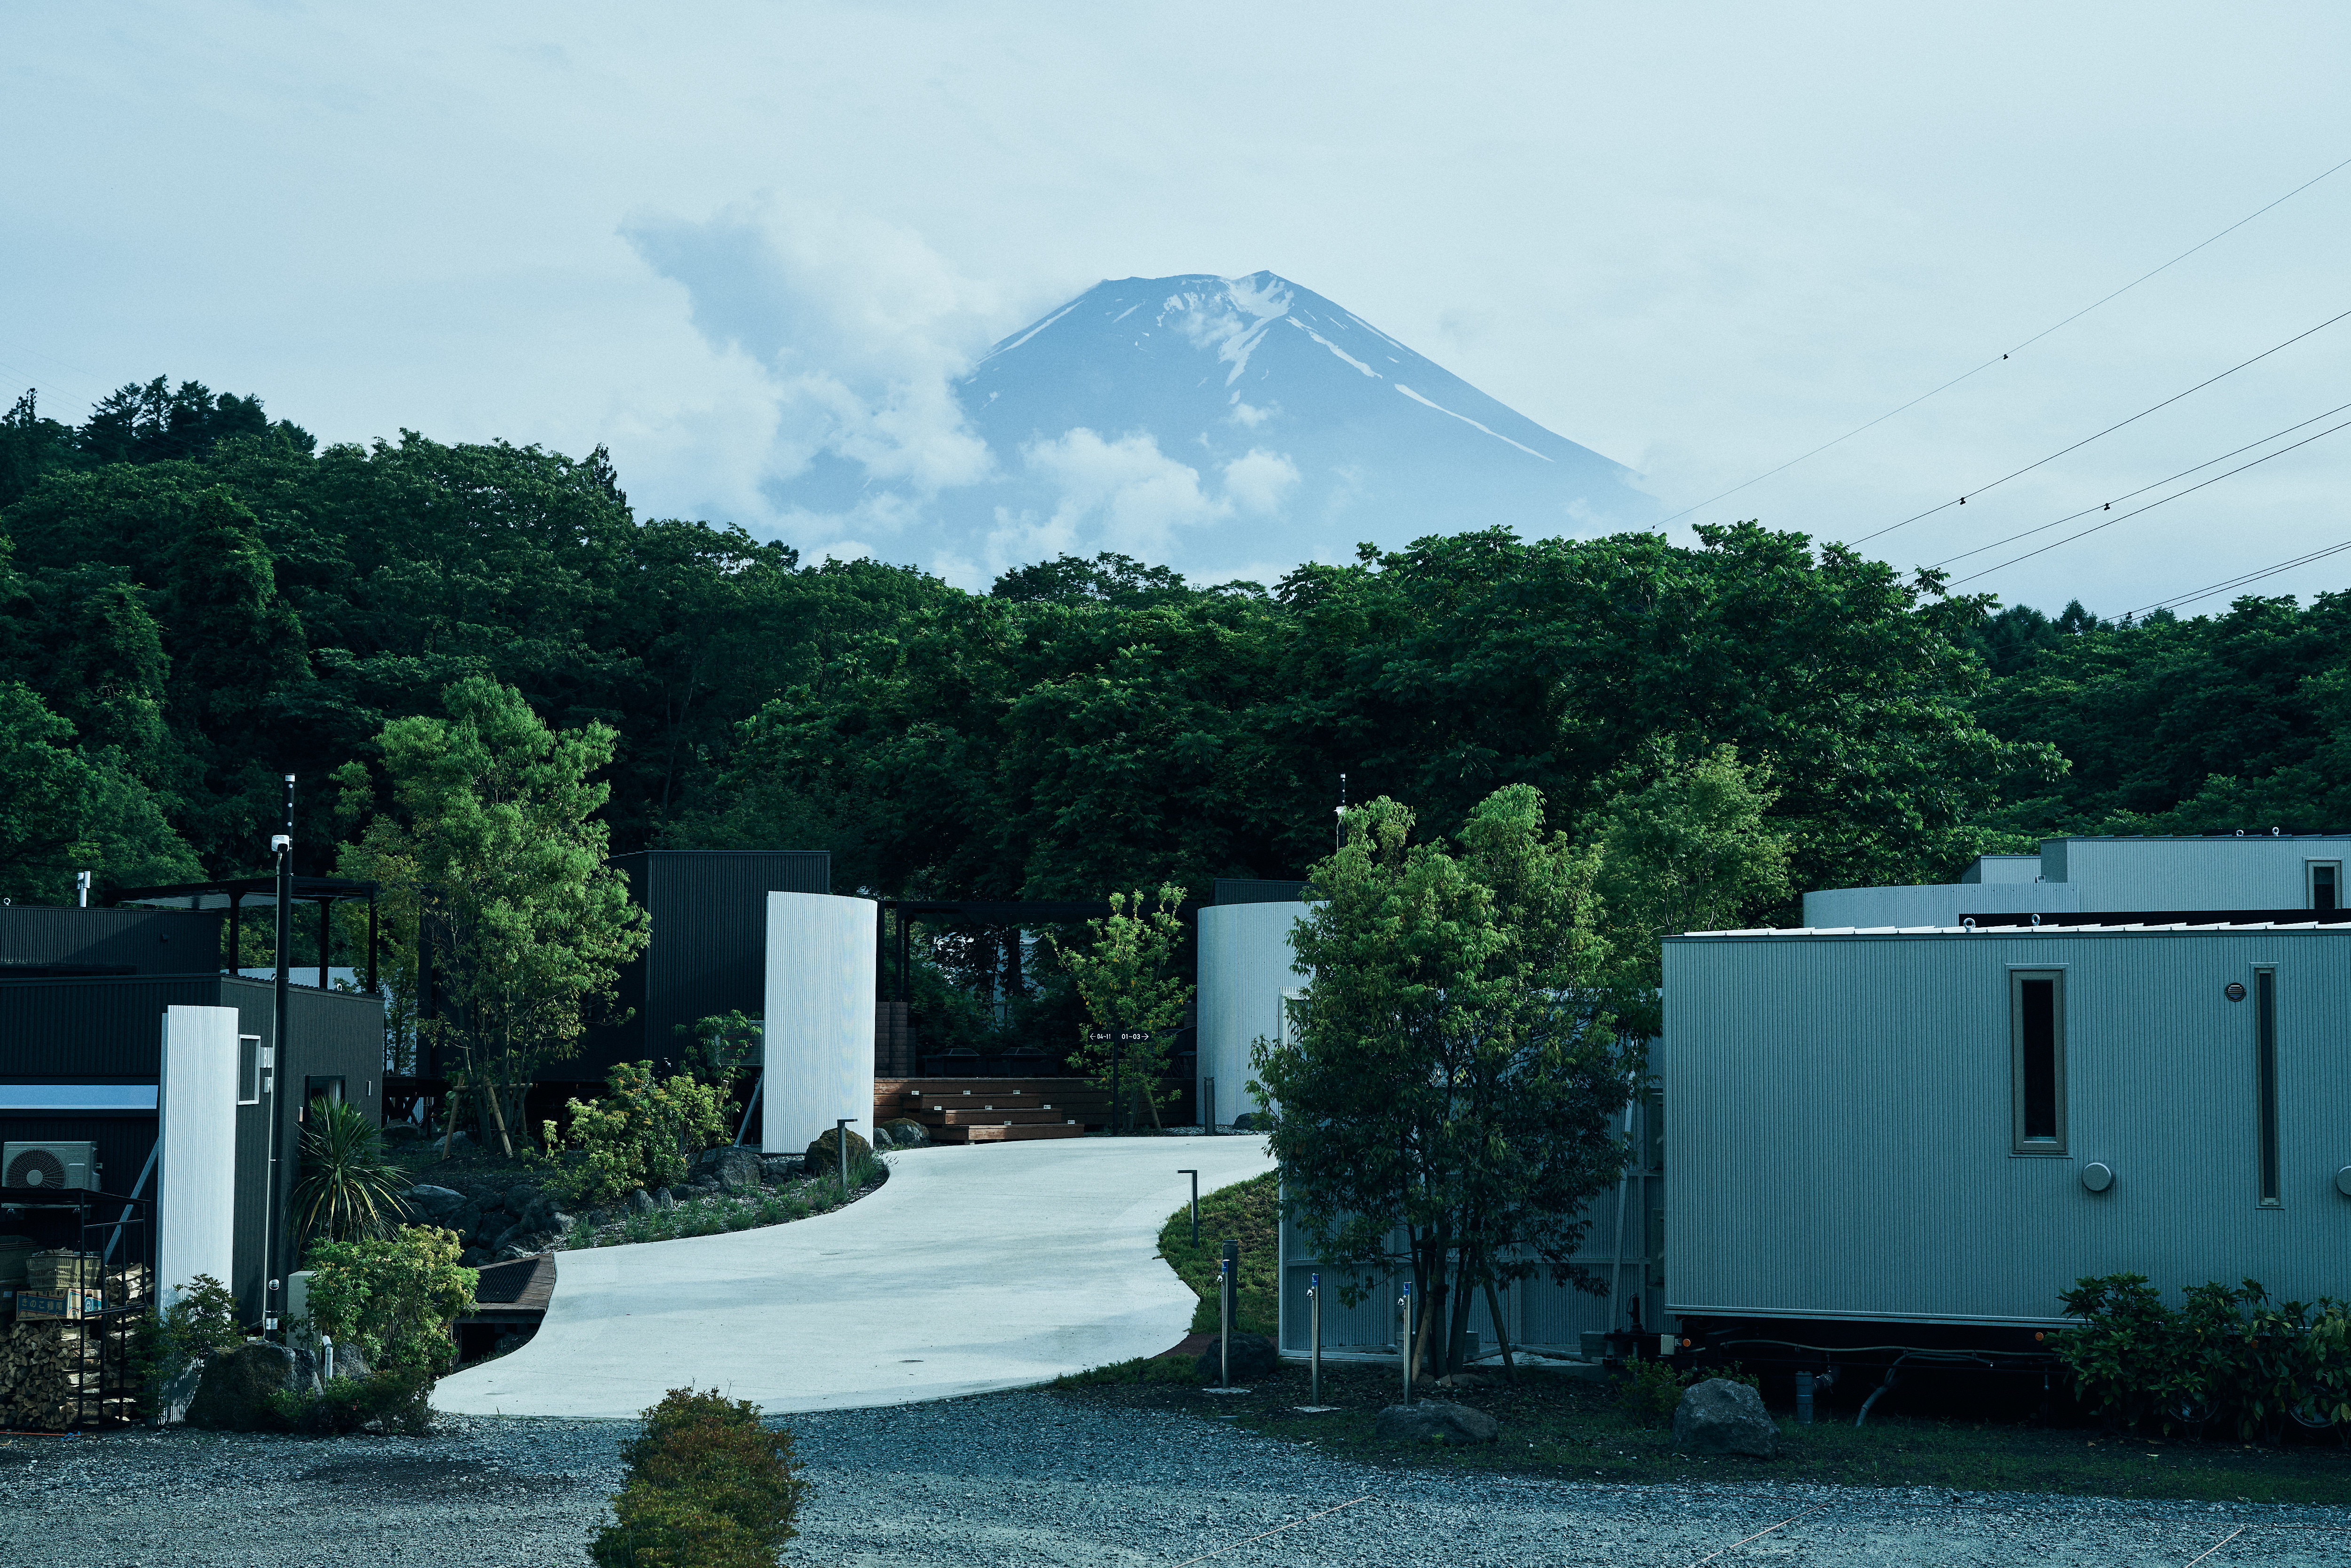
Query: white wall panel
1196,903,1304,1123
762,893,876,1155
158,1004,238,1308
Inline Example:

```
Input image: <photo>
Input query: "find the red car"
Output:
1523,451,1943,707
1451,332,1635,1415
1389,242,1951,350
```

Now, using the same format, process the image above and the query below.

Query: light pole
1177,1168,1199,1246
264,773,293,1337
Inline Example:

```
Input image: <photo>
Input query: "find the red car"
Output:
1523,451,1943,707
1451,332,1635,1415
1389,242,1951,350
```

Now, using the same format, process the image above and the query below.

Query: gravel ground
3,1391,2347,1567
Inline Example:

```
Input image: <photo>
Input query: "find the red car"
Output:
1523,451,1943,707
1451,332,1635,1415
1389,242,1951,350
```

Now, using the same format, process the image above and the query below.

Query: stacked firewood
0,1320,134,1428
0,1254,150,1428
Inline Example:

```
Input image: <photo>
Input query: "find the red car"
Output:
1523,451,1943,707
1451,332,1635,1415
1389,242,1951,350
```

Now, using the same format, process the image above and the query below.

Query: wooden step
932,1107,1076,1127
931,1121,1089,1144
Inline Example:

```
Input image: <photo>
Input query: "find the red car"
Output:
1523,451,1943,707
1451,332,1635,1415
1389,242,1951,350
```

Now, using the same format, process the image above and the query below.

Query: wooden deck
874,1078,1109,1143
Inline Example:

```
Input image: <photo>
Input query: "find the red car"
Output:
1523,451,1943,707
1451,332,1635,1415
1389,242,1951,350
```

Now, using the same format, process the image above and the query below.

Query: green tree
1048,883,1193,1129
1253,785,1640,1379
340,678,649,1154
1590,741,1792,1009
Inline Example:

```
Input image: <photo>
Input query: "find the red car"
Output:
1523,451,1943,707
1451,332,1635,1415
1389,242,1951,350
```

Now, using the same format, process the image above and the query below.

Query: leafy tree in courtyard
1589,741,1792,1017
1049,883,1193,1129
338,678,648,1154
1253,785,1641,1380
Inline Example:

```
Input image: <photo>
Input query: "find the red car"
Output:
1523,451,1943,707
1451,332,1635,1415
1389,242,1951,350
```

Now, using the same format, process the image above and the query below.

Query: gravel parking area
4,1391,2347,1566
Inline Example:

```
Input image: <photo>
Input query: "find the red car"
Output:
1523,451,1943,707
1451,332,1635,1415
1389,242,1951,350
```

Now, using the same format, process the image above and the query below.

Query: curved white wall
1195,902,1304,1124
158,1004,238,1307
762,893,877,1155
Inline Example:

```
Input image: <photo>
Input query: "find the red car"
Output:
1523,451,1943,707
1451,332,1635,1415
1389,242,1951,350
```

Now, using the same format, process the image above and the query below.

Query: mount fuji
771,271,1657,583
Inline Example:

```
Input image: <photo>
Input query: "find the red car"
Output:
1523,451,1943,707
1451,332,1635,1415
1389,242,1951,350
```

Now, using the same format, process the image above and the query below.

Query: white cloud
1014,428,1232,560
1222,448,1299,514
623,199,1001,496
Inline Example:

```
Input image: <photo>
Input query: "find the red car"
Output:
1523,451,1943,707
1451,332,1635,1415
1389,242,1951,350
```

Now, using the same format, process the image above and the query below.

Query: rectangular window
2308,862,2339,912
2011,970,2066,1152
237,1035,260,1106
2255,969,2280,1206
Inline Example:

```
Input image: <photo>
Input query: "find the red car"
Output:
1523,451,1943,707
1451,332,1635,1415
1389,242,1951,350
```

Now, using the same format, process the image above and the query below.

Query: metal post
266,773,294,1337
1178,1168,1199,1246
734,1073,765,1147
1203,1076,1215,1134
1796,1371,1815,1425
1219,1241,1236,1387
1111,1033,1122,1136
1399,1281,1413,1404
1310,1271,1322,1405
318,897,330,990
835,1117,853,1200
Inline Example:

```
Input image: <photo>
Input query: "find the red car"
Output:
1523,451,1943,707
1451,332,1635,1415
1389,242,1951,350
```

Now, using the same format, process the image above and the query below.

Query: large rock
1375,1400,1499,1445
1195,1332,1280,1384
878,1117,930,1149
760,1156,802,1183
1672,1377,1779,1458
185,1342,296,1431
628,1187,655,1214
805,1126,872,1171
503,1182,545,1216
402,1183,464,1221
695,1145,765,1193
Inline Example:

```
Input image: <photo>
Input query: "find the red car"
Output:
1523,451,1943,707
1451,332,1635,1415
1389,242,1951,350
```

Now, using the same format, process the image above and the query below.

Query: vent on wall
3,1140,98,1191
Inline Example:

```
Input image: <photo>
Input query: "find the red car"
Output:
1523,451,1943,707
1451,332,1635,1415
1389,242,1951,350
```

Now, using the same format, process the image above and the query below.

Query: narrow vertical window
237,1035,261,1106
2011,970,2066,1153
2309,862,2339,912
2255,969,2280,1206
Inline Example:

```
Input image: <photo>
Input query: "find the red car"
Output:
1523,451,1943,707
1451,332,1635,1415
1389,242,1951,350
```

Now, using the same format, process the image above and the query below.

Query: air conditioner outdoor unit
3,1141,98,1192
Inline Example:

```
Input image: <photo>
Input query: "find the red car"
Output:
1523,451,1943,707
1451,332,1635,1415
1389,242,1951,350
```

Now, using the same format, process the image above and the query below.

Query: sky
4,2,2348,615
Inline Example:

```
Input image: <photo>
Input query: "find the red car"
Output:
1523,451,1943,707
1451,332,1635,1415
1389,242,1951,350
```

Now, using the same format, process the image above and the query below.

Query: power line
1660,150,2351,528
1945,413,2351,586
1853,303,2351,546
1929,398,2351,568
2127,538,2351,618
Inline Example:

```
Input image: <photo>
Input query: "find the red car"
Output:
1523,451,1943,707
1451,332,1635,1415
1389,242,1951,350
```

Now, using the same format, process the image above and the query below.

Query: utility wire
1946,413,2351,585
1930,399,2351,568
2128,537,2351,618
1660,151,2351,528
1854,303,2351,545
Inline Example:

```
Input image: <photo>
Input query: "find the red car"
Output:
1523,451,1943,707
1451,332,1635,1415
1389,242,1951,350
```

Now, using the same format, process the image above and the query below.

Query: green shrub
131,1274,243,1416
291,1098,405,1247
303,1225,477,1373
591,1387,806,1568
543,1061,731,1205
2056,1273,2351,1441
263,1368,435,1436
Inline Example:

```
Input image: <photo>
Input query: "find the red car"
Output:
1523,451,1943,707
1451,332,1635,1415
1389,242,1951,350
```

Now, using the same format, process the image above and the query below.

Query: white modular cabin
1663,919,2351,1333
1803,833,2351,929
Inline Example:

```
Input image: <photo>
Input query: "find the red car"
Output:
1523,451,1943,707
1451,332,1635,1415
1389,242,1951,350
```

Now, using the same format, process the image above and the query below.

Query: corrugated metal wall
0,906,223,975
1665,926,2351,1326
2053,836,2351,911
0,974,387,1322
579,851,831,1078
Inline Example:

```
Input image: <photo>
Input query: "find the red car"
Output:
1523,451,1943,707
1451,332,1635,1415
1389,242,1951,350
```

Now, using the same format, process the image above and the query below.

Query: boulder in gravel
1672,1378,1778,1458
760,1155,803,1182
806,1126,872,1170
1195,1332,1280,1384
695,1146,765,1193
503,1182,544,1216
402,1183,464,1220
652,1187,678,1211
185,1342,296,1431
1375,1400,1499,1445
331,1341,371,1381
459,1245,489,1267
628,1187,655,1214
879,1117,930,1149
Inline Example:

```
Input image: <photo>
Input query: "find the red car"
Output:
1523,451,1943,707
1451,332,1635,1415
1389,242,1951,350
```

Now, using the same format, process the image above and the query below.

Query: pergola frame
108,876,381,993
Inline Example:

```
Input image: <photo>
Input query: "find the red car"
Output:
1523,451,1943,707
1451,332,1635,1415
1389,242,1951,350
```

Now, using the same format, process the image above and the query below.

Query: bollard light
1309,1271,1322,1406
1399,1281,1414,1406
1178,1168,1199,1246
835,1117,855,1200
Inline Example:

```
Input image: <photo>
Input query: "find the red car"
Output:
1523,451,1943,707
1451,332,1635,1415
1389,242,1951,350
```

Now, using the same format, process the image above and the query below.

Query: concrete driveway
434,1135,1275,1419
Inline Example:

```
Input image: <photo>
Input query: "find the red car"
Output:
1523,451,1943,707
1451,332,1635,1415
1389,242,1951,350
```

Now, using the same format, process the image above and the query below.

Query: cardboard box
15,1288,105,1321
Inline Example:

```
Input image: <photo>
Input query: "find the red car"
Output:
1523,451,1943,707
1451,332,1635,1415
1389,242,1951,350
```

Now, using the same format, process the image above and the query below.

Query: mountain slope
783,271,1655,583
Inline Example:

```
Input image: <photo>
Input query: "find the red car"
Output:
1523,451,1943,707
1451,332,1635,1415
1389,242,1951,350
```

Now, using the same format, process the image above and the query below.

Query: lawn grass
1157,1170,1279,1335
1053,1355,2351,1504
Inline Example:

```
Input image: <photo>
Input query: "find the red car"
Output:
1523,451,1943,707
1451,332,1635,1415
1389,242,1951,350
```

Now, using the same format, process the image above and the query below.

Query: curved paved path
435,1136,1275,1418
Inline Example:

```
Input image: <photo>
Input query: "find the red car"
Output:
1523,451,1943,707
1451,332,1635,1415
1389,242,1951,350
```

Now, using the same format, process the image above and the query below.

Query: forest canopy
4,375,2343,928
